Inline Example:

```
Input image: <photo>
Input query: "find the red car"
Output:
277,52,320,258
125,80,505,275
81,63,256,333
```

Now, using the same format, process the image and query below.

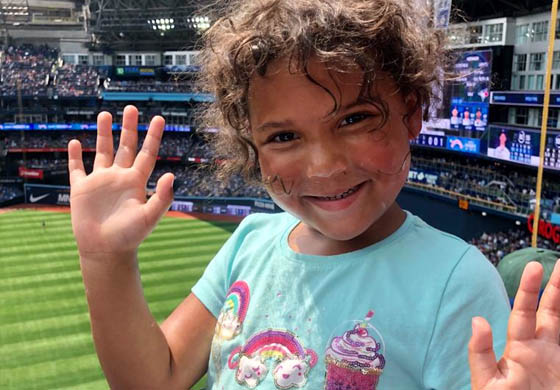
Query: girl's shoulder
237,211,297,234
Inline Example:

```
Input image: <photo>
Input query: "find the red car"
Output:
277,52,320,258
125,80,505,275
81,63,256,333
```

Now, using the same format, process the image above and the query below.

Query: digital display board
487,125,541,166
410,134,447,149
543,133,560,169
450,50,492,131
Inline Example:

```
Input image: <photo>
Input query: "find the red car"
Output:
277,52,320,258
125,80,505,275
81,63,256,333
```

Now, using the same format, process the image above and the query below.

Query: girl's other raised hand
469,260,560,390
68,105,174,258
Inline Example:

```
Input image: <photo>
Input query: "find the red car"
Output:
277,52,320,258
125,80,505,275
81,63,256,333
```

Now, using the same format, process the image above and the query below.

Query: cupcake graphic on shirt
324,311,385,390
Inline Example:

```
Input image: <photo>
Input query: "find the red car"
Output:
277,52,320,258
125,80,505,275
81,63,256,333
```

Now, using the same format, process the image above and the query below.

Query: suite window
536,74,544,90
514,54,527,71
115,55,126,66
485,23,503,43
176,54,187,65
468,25,483,44
532,21,548,42
130,55,142,66
527,75,535,90
530,53,545,71
93,54,104,66
78,55,89,65
145,55,156,66
519,74,526,89
515,107,529,125
549,108,560,127
62,55,75,64
516,24,530,44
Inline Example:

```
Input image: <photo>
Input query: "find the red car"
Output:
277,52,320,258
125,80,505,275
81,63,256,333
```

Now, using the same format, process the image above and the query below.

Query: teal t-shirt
192,211,510,390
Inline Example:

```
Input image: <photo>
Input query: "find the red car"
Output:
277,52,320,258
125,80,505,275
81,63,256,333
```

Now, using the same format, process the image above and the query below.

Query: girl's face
248,58,421,243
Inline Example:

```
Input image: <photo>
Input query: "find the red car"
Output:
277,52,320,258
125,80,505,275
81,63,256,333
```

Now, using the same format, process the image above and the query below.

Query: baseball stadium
1,0,560,389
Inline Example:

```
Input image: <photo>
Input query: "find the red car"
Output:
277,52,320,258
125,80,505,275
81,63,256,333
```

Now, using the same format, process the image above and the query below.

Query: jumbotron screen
450,50,492,132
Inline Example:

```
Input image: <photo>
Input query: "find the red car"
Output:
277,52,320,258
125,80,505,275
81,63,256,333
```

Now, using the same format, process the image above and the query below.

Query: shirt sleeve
191,215,255,318
422,245,511,390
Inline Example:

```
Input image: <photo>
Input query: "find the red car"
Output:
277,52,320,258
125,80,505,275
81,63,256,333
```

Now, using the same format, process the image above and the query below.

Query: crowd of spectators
1,132,96,149
150,164,270,199
103,79,193,93
55,64,99,97
0,44,56,96
408,150,560,217
0,184,23,202
470,228,560,266
0,45,197,98
1,132,211,159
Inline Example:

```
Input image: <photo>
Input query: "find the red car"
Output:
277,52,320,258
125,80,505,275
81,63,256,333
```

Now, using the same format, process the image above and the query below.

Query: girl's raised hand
68,105,174,258
468,260,560,390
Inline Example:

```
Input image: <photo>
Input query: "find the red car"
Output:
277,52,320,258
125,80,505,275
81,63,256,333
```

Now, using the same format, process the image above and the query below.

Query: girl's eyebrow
255,120,296,133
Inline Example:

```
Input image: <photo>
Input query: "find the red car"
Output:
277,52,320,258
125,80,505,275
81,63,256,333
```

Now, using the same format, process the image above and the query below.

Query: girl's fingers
68,139,86,186
536,259,560,343
93,111,114,170
468,316,498,389
114,105,139,168
143,172,174,228
133,115,165,179
507,262,542,342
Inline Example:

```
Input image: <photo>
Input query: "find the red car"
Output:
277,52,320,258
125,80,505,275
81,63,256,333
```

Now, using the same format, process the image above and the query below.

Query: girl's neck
288,203,406,256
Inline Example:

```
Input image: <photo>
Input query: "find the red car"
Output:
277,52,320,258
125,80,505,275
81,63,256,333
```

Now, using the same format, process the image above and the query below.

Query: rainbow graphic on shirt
228,329,317,389
215,280,250,340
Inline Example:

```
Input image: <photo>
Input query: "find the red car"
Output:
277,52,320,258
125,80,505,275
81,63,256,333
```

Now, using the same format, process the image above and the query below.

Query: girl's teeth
319,184,359,201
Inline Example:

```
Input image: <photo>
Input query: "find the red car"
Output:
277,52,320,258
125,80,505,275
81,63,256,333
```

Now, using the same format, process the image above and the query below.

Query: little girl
67,0,560,389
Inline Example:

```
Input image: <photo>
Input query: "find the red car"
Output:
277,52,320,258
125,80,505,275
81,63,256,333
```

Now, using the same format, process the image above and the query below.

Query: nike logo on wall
29,194,50,203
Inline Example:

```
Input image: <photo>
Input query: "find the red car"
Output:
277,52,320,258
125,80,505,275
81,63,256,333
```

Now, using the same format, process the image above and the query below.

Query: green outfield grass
0,209,237,390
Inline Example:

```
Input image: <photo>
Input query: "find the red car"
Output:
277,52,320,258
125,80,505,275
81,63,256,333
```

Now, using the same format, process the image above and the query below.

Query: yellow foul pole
532,0,560,247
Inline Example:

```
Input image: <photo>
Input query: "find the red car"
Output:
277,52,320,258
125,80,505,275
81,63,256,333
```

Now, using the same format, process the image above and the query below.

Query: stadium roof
454,0,554,21
59,0,560,51
87,0,213,51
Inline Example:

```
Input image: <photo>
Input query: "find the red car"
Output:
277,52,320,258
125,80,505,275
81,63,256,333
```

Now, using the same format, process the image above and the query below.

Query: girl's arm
69,106,215,389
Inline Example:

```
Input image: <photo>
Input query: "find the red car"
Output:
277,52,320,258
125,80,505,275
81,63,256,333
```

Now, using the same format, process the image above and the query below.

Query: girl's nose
305,140,348,179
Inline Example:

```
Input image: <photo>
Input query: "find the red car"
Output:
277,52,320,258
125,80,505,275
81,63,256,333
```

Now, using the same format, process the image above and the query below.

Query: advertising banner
408,169,440,185
24,184,70,205
18,167,44,180
0,122,191,132
450,50,492,131
446,136,480,154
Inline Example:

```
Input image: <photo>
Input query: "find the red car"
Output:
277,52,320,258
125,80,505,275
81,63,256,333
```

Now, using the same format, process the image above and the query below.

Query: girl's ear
404,93,422,140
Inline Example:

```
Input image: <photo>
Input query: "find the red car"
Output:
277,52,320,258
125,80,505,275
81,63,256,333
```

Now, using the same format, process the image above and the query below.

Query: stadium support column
532,0,559,247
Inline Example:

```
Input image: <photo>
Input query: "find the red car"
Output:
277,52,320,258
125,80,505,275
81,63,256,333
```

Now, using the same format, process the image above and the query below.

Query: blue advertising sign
491,92,560,107
446,136,480,154
0,123,191,132
450,50,492,131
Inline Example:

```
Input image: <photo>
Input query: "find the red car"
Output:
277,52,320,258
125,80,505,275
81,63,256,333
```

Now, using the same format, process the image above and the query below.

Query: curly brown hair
196,0,448,183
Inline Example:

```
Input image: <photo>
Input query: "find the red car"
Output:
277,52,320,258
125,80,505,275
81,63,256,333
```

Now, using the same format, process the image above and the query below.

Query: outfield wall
21,183,530,241
23,184,281,216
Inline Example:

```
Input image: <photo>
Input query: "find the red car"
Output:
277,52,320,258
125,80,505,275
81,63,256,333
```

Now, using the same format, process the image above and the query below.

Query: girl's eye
341,112,374,126
269,132,298,143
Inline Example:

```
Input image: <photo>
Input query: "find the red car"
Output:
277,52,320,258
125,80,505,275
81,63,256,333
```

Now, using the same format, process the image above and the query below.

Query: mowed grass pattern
0,209,238,390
